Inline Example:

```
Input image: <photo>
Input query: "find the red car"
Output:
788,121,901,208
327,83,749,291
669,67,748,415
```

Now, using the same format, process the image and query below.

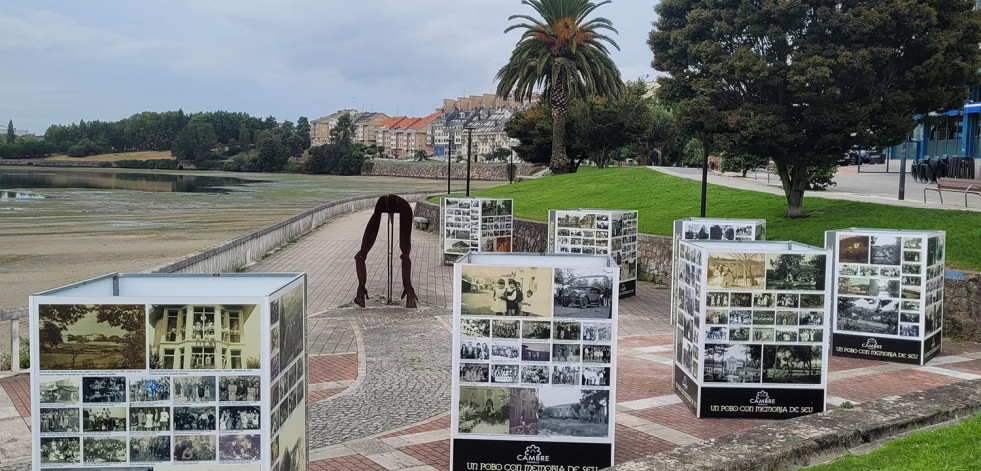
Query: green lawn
435,167,981,271
804,413,981,470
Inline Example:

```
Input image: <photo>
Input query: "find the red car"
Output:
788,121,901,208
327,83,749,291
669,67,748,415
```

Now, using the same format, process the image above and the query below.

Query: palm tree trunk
550,79,571,175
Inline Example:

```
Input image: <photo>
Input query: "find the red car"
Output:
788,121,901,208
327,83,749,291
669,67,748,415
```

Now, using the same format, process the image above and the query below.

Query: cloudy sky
1,1,660,134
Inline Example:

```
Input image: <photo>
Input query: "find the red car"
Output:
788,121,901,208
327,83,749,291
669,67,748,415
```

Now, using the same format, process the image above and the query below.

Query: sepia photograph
84,437,127,462
838,277,870,296
460,363,490,383
130,377,170,402
837,297,899,335
582,323,612,341
539,389,609,437
219,375,260,402
39,376,80,403
491,364,519,383
174,406,216,431
278,285,305,370
461,265,553,317
704,344,761,383
278,402,306,471
766,253,827,291
130,436,171,462
82,406,126,432
491,320,518,338
838,235,870,264
521,365,550,384
173,376,216,402
800,294,825,309
776,293,799,308
552,365,581,386
581,366,610,386
39,304,146,371
232,407,261,438
582,344,611,363
40,437,80,464
763,345,823,384
509,388,539,435
174,435,216,462
39,407,80,433
129,406,171,432
707,253,765,289
870,236,902,266
521,320,551,339
902,287,922,299
149,303,260,370
458,386,509,434
271,326,280,353
553,269,614,319
82,376,126,403
219,434,261,461
461,319,490,338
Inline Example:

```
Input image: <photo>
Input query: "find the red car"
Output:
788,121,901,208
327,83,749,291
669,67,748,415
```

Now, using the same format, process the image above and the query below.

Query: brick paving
0,376,28,419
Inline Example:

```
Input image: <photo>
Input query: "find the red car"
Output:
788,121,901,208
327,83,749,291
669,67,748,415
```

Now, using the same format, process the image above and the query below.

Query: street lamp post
447,130,453,194
466,127,475,197
509,148,514,184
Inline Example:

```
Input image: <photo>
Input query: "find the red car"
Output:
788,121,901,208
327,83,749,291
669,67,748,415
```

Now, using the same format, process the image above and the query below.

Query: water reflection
1,190,45,201
0,169,261,193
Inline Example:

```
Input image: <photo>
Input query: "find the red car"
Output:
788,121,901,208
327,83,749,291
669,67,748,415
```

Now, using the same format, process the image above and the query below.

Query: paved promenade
2,206,981,470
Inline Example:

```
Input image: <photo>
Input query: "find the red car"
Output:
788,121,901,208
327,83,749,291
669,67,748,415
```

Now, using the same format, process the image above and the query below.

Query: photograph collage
34,301,273,467
674,243,830,387
552,210,638,283
443,198,513,255
834,233,946,339
455,264,615,440
269,285,307,471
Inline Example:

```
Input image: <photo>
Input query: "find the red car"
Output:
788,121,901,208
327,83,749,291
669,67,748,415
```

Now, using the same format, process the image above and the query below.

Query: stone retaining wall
944,269,981,341
0,159,109,168
364,160,535,181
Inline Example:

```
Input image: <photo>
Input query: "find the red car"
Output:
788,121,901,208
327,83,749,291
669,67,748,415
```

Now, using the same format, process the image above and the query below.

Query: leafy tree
238,124,251,151
38,305,145,370
650,0,981,217
6,120,15,144
495,0,624,174
682,138,703,168
254,129,289,172
721,153,770,177
570,80,654,168
295,116,311,149
329,113,354,146
171,122,217,162
483,147,512,162
414,149,429,161
504,105,554,165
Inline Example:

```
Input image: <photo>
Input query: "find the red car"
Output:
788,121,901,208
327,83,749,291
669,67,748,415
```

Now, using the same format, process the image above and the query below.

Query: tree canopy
649,0,981,217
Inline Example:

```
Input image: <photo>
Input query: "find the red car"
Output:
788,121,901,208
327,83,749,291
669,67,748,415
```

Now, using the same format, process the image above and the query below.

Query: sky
0,1,660,134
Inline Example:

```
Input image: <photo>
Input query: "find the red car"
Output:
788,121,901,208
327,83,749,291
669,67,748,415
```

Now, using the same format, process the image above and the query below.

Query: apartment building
309,109,357,146
430,107,520,162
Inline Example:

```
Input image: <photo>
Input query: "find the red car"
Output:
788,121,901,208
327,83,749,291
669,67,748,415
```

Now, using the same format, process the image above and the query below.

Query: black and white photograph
174,406,216,431
509,388,539,435
901,311,921,323
461,265,552,317
704,344,762,383
870,236,902,266
729,327,751,341
706,326,726,341
149,303,260,370
82,406,126,432
553,267,615,319
39,377,80,403
880,267,902,277
460,340,490,360
538,389,609,437
928,236,944,266
130,436,171,462
837,297,899,335
800,294,825,309
775,311,797,326
707,253,765,289
776,293,799,308
763,345,823,384
753,311,775,325
521,365,550,384
458,386,509,434
491,365,519,383
83,437,127,463
82,376,126,403
871,279,901,298
492,319,519,338
219,434,261,461
798,328,823,342
553,321,581,340
461,319,490,337
173,375,216,402
129,377,171,402
776,328,798,342
838,277,871,296
552,365,581,385
799,311,824,326
490,341,520,360
129,406,171,432
683,223,710,240
582,322,612,341
752,292,773,308
903,263,923,275
582,344,611,363
900,324,921,337
481,198,513,216
278,285,305,369
521,320,551,339
904,237,923,249
521,342,550,361
219,375,260,402
766,253,827,291
729,292,753,307
552,344,581,362
904,251,922,263
838,235,870,264
38,304,146,371
460,363,490,382
707,292,729,307
902,287,922,299
582,366,611,386
174,435,216,462
271,325,280,353
753,328,775,341
40,437,80,464
219,405,261,431
39,407,80,433
556,212,595,229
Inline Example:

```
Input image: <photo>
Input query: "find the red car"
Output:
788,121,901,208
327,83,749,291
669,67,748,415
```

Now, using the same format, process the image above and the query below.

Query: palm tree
495,0,623,174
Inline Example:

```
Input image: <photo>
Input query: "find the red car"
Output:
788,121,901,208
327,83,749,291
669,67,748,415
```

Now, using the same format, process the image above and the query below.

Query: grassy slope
44,150,174,161
441,167,981,270
805,413,981,470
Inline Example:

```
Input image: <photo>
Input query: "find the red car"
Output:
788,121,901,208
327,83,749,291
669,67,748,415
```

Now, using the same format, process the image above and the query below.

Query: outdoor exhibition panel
673,241,831,419
826,228,946,365
29,273,308,471
547,209,639,298
441,197,514,261
671,218,767,325
451,253,618,470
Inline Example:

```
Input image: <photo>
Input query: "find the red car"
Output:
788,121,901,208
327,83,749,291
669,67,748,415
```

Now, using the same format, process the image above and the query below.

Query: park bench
923,177,981,207
413,216,429,230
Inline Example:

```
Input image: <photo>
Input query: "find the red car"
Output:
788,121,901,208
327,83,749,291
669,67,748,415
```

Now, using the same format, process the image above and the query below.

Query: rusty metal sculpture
354,194,418,308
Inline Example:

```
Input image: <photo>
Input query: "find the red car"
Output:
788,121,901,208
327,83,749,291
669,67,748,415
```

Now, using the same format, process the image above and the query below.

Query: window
163,349,175,369
230,350,242,369
190,347,216,369
166,309,180,341
193,307,216,340
225,311,242,343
